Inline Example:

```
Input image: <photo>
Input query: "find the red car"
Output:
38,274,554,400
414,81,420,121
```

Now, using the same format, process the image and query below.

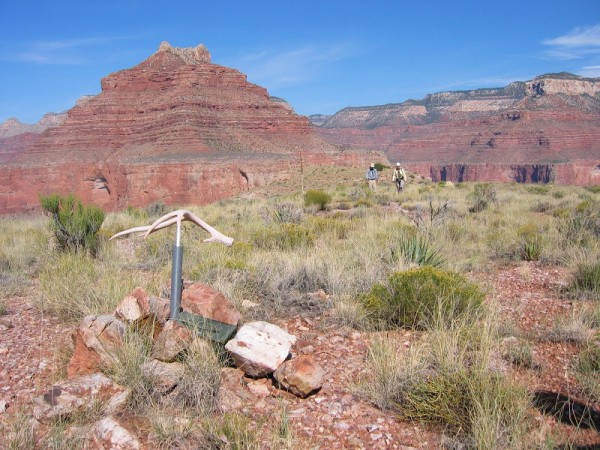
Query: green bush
304,189,331,211
585,185,600,194
39,193,105,255
360,266,484,329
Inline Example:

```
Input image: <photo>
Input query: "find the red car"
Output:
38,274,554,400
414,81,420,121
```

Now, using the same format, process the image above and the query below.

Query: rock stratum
315,73,600,184
0,42,377,214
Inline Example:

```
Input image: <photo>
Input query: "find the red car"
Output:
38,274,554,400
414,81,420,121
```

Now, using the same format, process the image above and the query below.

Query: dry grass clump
38,252,159,323
576,342,600,401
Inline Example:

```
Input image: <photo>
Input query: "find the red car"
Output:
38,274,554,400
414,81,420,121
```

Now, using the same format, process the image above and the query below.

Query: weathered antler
110,209,234,246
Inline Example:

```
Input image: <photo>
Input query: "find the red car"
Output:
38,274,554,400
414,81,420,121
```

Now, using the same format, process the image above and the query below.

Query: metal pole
169,220,183,320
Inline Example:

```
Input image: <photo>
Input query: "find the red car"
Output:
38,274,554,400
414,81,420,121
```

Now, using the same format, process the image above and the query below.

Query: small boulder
114,287,150,323
88,416,141,449
67,315,126,378
151,320,193,362
140,359,185,394
33,373,129,422
273,355,325,398
225,321,296,377
182,283,241,326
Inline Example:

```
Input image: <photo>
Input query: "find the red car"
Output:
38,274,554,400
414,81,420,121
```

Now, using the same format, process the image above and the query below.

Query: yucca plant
397,234,445,268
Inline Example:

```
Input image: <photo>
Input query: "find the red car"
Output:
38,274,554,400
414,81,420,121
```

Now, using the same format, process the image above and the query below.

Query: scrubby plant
251,223,314,251
266,202,304,224
39,193,105,255
517,223,543,262
468,183,497,213
396,234,445,268
304,189,331,211
359,266,484,329
569,260,600,300
144,200,169,218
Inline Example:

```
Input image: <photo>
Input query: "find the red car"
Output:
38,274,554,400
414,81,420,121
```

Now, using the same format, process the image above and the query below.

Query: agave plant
398,235,445,268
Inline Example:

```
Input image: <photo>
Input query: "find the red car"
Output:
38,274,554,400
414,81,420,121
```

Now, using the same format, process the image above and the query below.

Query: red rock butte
0,42,379,214
315,73,600,185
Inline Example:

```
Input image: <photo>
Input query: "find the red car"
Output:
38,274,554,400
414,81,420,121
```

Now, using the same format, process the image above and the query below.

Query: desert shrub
251,224,314,251
360,313,531,447
569,261,600,299
553,190,566,199
39,193,105,255
585,185,600,194
144,201,169,218
374,162,388,171
559,201,600,244
304,189,331,211
531,200,552,213
396,234,445,268
306,216,349,240
526,185,550,195
359,266,484,329
468,183,497,213
266,202,303,224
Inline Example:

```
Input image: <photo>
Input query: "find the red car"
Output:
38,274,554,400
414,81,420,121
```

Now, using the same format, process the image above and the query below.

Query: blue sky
1,1,600,124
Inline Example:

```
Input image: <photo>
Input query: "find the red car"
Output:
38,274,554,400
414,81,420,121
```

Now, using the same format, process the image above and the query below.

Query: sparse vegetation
3,171,600,448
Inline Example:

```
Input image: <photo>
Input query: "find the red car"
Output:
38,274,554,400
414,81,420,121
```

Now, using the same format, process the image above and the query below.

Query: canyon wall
315,73,600,185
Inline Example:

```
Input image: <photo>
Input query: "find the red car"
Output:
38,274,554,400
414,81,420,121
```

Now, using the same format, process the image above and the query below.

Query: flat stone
33,373,129,422
225,321,296,377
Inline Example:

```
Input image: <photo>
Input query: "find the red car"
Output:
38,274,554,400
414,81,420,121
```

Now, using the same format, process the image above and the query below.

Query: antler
110,209,234,246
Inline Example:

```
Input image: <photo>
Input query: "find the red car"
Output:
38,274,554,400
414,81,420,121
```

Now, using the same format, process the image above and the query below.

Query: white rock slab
225,321,296,377
89,416,141,449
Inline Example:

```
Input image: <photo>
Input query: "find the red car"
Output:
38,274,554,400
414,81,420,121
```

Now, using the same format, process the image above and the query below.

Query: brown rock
151,320,193,362
67,315,125,378
140,359,185,394
273,355,325,398
181,283,241,326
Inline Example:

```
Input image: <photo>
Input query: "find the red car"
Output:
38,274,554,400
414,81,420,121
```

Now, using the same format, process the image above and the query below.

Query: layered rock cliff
0,42,377,213
315,73,600,184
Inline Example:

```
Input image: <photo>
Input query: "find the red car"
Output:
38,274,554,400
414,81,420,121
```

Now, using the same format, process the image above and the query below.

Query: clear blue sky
1,0,599,124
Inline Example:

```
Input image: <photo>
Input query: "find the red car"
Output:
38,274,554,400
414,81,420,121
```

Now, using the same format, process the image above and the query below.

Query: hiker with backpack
392,162,406,193
365,163,378,192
